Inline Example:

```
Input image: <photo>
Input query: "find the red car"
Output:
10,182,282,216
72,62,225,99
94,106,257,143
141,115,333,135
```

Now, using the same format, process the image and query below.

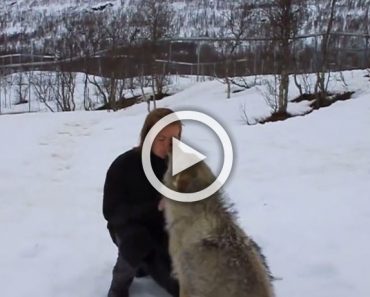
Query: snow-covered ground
0,70,370,297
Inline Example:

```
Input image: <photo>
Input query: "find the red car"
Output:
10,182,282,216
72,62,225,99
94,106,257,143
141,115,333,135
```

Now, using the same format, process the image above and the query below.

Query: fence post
168,41,172,74
365,36,369,68
4,81,7,109
197,42,202,82
28,72,31,112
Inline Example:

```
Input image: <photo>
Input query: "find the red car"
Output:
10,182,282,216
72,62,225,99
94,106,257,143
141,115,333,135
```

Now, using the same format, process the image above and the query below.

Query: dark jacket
103,148,168,238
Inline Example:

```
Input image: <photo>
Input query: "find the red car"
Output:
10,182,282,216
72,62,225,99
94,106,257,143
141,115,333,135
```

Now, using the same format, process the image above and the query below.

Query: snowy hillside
0,0,369,53
0,70,370,297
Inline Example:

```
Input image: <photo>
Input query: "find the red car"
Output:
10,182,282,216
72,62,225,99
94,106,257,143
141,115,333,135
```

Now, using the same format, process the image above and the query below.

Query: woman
103,108,181,297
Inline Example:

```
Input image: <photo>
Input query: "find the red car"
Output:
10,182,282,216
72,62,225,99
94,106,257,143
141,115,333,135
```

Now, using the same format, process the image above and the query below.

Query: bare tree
264,0,305,114
365,5,370,70
31,72,56,112
83,73,93,111
366,5,370,36
75,12,108,110
88,75,126,110
0,12,7,54
14,72,29,104
314,0,337,107
92,10,136,110
138,73,151,112
0,73,12,110
52,71,76,112
0,73,4,113
260,76,280,114
220,2,252,99
294,73,314,96
239,101,258,126
60,15,82,60
132,0,174,110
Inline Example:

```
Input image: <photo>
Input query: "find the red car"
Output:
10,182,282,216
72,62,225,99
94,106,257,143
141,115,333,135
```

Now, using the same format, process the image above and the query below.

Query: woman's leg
108,225,155,297
108,254,135,297
145,245,179,297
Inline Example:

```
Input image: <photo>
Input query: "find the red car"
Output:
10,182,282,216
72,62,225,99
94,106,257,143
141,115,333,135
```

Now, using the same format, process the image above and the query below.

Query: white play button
142,111,233,202
171,138,206,176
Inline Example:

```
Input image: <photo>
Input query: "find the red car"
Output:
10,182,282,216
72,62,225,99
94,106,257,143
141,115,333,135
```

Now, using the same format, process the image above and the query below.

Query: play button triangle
172,138,206,176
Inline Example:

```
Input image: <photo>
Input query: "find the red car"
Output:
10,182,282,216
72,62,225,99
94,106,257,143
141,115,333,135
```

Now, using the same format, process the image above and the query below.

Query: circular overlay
142,111,233,202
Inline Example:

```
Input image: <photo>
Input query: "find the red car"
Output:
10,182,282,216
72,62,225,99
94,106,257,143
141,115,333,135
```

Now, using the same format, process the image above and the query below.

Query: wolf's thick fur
162,160,274,297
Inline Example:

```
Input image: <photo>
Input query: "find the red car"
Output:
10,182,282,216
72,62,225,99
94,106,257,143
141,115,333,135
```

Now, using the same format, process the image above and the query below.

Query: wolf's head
164,153,217,194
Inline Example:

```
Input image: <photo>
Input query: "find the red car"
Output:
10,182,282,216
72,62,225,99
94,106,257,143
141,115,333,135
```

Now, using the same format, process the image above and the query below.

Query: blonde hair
138,108,182,149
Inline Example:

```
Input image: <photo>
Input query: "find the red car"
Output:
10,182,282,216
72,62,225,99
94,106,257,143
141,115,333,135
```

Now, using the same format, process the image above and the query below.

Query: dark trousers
107,224,179,297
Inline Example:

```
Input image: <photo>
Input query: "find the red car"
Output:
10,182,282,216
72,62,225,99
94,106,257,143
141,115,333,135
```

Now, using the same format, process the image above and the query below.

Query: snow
0,70,370,297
